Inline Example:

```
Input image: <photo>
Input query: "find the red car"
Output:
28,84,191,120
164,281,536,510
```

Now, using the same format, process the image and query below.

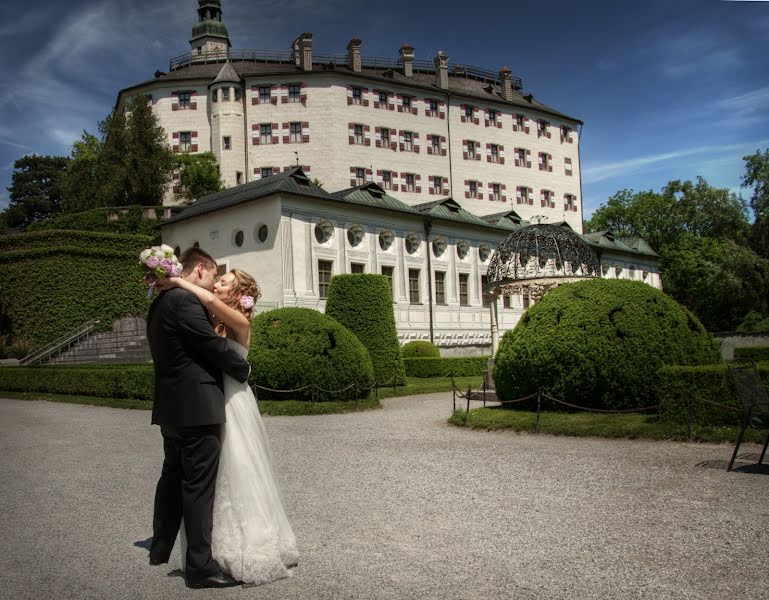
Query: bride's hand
153,276,182,291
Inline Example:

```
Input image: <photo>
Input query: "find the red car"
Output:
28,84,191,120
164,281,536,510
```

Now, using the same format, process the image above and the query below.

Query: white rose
160,244,174,257
139,249,152,262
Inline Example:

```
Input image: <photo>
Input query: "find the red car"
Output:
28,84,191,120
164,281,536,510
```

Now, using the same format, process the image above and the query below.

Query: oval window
456,240,469,260
405,233,420,255
234,230,244,247
379,229,394,251
479,244,491,262
315,219,334,244
347,224,364,247
255,224,268,243
432,237,446,258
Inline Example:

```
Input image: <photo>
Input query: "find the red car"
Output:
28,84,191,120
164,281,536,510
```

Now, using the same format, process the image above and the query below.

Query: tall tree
742,148,769,257
174,152,223,204
123,96,175,205
62,131,106,212
4,155,69,229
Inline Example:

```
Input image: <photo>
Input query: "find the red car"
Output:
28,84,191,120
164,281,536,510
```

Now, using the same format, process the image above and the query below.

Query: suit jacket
147,287,251,427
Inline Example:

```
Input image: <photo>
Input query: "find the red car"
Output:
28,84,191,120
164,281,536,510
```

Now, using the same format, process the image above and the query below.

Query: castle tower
191,0,231,56
209,61,245,187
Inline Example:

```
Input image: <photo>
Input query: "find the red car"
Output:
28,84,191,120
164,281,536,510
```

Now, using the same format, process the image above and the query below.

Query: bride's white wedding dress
180,341,298,585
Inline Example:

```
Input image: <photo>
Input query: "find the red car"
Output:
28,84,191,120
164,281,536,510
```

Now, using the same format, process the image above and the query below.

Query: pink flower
171,264,183,277
160,258,174,274
145,256,160,269
239,295,255,310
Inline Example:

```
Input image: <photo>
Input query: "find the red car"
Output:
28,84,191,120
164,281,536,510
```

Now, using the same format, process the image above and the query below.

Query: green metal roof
581,230,659,258
480,210,529,230
411,198,494,229
331,183,418,215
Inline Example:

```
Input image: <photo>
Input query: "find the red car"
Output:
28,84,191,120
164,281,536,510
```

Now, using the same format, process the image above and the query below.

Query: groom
146,246,250,589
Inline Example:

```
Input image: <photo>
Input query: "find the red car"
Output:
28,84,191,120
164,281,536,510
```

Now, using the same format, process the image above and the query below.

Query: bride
157,269,298,585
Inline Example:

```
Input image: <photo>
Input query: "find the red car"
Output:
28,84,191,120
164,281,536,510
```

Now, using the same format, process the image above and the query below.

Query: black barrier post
465,386,472,424
482,377,487,407
310,386,315,405
452,382,456,412
535,389,542,433
375,381,379,400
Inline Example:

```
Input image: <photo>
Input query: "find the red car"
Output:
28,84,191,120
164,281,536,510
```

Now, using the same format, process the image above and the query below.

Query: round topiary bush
249,307,374,401
324,274,406,385
401,340,440,358
493,279,722,410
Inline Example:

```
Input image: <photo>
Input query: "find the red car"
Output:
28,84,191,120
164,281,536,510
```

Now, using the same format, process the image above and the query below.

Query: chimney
347,38,362,72
499,66,513,101
399,43,414,77
298,32,313,71
433,51,448,89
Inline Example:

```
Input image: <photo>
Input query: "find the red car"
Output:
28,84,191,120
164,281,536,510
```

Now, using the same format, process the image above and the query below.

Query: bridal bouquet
140,245,183,298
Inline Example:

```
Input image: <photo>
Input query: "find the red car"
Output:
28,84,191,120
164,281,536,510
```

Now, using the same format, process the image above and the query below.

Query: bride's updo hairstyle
226,269,262,320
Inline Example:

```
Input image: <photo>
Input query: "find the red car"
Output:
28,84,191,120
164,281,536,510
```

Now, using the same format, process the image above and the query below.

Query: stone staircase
49,317,151,365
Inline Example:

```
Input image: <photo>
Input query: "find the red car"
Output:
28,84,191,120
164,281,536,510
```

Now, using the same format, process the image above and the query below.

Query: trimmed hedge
404,356,489,378
26,206,162,238
494,279,722,411
402,341,440,358
658,364,769,427
249,307,374,401
324,274,406,385
0,364,154,400
0,230,153,352
734,347,769,362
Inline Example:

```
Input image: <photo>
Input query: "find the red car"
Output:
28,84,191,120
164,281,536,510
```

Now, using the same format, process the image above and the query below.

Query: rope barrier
541,393,660,414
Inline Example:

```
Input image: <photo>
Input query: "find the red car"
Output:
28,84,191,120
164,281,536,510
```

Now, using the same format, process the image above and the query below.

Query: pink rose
239,295,255,310
145,256,160,269
160,258,174,274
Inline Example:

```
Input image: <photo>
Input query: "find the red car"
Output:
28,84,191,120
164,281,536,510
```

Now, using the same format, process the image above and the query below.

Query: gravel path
1,394,768,600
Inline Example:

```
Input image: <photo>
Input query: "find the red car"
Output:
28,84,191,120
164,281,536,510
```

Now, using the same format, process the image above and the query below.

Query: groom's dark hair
179,247,217,275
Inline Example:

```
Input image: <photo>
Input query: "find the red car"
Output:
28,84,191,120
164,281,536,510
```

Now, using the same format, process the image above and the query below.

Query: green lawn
449,406,766,444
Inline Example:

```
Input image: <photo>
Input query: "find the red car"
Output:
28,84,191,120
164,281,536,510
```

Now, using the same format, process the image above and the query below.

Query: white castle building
119,0,661,354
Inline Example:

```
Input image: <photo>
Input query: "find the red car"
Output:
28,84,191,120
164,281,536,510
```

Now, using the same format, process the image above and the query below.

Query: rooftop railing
168,49,522,89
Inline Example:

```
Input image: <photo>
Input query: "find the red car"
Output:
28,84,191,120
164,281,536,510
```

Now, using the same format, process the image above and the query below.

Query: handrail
167,48,523,88
20,319,101,366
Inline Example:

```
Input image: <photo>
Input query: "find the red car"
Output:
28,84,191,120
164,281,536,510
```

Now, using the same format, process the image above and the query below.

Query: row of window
345,85,575,141
169,85,575,143
251,122,310,145
318,259,492,306
314,220,493,263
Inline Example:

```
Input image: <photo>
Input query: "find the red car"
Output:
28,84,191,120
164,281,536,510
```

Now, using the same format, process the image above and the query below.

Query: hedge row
0,365,154,401
657,364,769,427
404,356,489,378
325,275,406,385
734,347,769,362
26,206,161,238
0,231,153,350
402,341,440,358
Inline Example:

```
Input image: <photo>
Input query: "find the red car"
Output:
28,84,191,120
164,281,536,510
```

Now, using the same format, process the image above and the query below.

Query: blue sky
1,0,768,219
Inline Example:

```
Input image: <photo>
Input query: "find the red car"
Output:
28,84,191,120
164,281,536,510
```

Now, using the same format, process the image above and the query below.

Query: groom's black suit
146,288,250,581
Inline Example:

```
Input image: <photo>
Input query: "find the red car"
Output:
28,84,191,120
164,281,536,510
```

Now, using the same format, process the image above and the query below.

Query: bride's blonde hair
225,269,261,320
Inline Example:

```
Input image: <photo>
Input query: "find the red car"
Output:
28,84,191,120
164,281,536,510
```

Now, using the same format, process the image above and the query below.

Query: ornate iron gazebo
485,224,600,353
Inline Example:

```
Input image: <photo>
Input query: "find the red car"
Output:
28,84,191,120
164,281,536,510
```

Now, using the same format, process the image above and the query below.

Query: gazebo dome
486,223,599,300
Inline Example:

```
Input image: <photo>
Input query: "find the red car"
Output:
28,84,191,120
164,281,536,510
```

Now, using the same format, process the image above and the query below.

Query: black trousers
150,424,222,580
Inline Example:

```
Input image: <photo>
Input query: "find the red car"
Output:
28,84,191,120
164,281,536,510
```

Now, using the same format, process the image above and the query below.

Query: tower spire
190,0,231,55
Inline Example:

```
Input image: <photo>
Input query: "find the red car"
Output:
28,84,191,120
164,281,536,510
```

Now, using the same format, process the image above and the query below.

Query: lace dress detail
212,341,298,584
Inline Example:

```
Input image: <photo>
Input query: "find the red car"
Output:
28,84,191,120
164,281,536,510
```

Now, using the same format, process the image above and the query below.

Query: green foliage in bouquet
248,307,374,401
493,279,722,410
324,274,406,385
0,230,153,353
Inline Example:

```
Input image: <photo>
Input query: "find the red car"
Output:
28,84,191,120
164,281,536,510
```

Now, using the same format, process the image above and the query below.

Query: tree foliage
174,152,223,203
585,171,765,332
4,155,70,229
742,148,769,257
493,279,721,410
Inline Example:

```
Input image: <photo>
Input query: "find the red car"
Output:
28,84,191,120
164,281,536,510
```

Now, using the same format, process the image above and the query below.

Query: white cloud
583,141,769,184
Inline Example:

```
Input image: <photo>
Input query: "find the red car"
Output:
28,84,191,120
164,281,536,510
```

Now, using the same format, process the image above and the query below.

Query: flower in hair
239,295,255,310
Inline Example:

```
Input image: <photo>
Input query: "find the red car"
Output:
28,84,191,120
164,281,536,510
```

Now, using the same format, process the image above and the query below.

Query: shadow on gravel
697,453,769,475
133,537,152,551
